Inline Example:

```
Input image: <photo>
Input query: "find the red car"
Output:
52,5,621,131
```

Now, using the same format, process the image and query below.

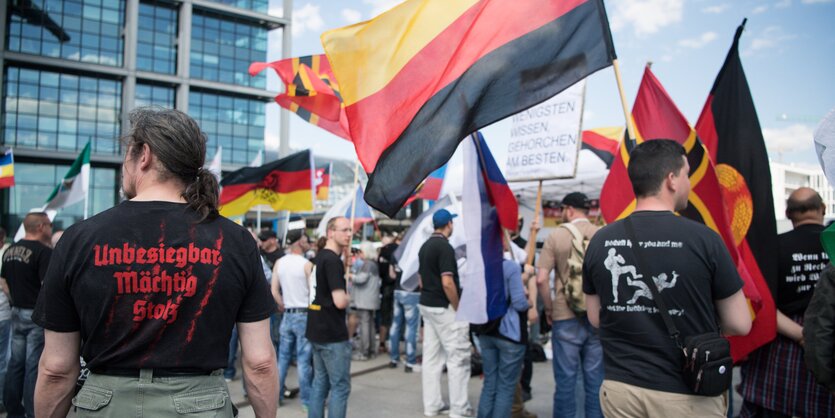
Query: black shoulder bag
623,216,733,397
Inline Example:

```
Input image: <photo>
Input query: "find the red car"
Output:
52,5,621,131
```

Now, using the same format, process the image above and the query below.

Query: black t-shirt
32,201,275,371
378,243,399,290
582,211,743,394
0,240,52,309
776,224,828,316
306,248,348,343
262,248,284,270
418,234,460,307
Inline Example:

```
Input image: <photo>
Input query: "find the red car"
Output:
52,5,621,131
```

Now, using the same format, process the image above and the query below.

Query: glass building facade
0,0,288,232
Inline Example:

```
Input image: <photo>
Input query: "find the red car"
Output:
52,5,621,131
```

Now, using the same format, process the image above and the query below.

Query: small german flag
219,150,314,217
581,127,622,168
315,162,331,201
249,55,351,140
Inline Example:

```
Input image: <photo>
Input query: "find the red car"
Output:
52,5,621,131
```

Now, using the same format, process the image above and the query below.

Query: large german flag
219,149,314,217
600,67,768,361
696,20,777,359
321,0,616,217
249,55,351,140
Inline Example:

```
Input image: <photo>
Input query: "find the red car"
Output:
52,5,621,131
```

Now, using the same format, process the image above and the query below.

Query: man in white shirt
272,229,313,412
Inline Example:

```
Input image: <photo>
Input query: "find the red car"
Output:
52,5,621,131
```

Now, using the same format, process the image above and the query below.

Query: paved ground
231,354,555,418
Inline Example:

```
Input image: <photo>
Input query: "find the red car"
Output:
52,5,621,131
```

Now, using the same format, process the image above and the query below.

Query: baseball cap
258,230,277,241
285,229,307,245
561,192,591,209
432,209,458,229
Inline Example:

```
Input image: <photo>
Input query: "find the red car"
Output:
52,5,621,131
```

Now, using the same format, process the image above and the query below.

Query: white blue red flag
316,184,374,237
457,132,518,324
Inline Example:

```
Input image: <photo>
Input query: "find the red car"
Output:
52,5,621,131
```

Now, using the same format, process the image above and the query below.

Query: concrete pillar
176,0,193,112
279,0,293,157
121,0,139,136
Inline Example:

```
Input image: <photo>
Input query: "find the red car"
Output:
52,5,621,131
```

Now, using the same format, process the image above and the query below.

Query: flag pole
524,180,542,266
612,59,637,144
346,161,360,269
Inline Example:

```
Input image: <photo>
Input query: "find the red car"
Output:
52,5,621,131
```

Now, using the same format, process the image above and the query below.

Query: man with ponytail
32,108,278,417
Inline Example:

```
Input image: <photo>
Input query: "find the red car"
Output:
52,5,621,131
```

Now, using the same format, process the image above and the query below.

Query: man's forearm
243,360,278,418
35,364,79,418
443,285,460,311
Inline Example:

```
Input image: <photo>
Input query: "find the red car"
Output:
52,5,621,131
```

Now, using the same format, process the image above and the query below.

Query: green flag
44,142,91,211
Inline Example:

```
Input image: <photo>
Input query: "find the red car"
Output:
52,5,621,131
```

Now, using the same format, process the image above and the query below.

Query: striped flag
0,148,14,189
219,149,314,217
315,163,332,201
44,142,91,211
249,55,351,140
457,132,517,324
581,127,623,168
321,0,616,216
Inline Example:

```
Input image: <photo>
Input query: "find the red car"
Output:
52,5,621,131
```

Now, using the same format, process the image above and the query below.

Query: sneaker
424,405,450,416
449,407,475,418
388,360,399,368
351,352,369,361
224,378,232,383
404,363,421,373
284,388,300,399
522,390,532,402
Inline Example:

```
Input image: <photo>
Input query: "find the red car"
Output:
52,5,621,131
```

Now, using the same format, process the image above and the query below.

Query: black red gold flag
321,0,616,216
219,150,314,217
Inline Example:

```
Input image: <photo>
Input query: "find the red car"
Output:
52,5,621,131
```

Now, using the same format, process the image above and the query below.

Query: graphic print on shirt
309,265,317,306
602,239,683,316
93,236,223,325
785,250,829,295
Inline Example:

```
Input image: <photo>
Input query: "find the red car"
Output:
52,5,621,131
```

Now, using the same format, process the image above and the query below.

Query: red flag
249,55,351,140
696,20,777,360
599,67,766,361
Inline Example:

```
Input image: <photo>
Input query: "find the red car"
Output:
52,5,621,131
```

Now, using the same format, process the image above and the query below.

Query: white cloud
363,0,404,17
341,8,363,24
753,5,770,13
764,124,816,154
702,4,730,13
802,0,834,4
745,26,797,55
678,31,718,48
775,0,792,8
609,0,684,37
292,3,325,36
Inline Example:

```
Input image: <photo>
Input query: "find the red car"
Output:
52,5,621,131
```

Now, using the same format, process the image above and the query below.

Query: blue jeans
225,325,239,380
270,311,282,355
4,308,43,418
551,317,603,418
310,341,351,418
0,318,11,405
278,312,312,406
389,290,420,364
477,335,526,418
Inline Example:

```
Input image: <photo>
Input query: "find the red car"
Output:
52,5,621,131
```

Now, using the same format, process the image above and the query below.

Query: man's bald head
786,187,825,226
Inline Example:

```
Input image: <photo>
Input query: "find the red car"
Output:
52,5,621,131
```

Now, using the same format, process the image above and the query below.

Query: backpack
558,223,589,315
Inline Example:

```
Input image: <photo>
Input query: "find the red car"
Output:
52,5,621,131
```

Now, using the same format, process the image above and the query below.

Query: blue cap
432,209,458,229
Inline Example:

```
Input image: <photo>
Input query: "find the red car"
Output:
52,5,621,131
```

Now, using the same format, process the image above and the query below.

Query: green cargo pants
72,369,234,417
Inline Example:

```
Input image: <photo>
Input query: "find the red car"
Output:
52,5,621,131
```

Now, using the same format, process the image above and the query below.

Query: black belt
285,308,308,313
91,368,214,377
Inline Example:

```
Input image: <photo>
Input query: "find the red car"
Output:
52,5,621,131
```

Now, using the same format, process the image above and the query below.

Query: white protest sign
505,80,585,181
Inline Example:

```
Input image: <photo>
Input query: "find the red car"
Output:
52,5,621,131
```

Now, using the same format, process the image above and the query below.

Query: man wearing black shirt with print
33,108,278,418
582,139,751,417
307,216,352,418
739,187,835,418
418,209,473,418
0,212,52,417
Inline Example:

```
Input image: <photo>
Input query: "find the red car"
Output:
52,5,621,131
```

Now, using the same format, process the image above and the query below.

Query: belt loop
139,369,153,383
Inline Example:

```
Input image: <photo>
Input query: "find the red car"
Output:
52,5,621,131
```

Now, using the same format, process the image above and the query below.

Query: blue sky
266,0,835,170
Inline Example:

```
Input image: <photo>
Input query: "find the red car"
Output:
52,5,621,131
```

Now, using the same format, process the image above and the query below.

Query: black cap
258,230,277,241
561,192,591,209
286,229,306,244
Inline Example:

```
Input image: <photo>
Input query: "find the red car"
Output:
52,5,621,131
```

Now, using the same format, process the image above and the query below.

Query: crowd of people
0,108,833,418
